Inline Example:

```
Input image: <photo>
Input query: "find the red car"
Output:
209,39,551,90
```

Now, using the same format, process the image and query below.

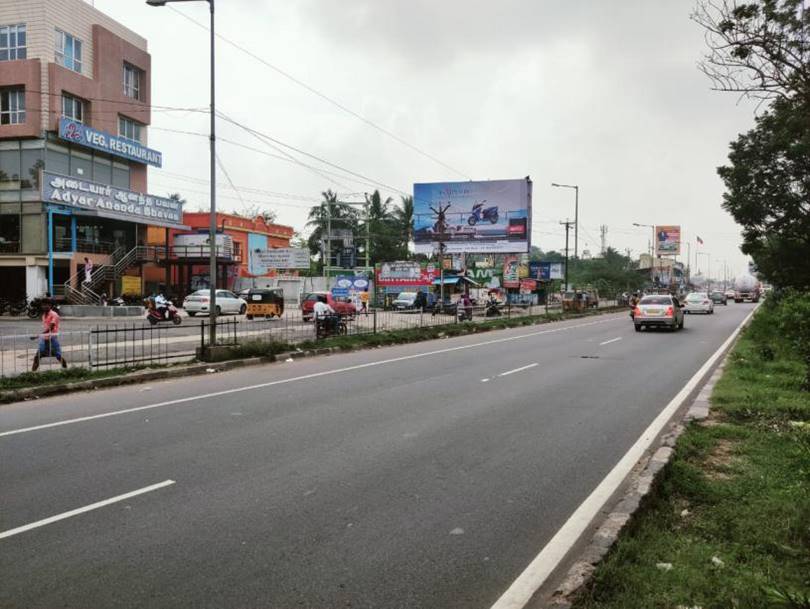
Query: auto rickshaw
245,288,284,320
562,290,586,313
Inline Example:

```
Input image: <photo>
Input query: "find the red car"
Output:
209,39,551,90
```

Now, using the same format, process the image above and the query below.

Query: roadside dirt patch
703,439,740,480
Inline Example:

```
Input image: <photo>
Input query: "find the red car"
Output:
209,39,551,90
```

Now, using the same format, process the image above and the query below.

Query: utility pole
431,203,451,305
365,200,370,271
600,224,608,256
326,199,332,275
560,219,574,291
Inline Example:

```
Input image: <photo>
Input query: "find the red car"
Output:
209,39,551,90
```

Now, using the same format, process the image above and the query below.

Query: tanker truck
734,273,760,303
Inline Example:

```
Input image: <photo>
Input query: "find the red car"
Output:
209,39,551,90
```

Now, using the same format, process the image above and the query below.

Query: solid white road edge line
0,315,624,438
0,480,175,540
489,306,757,609
599,337,622,346
498,363,538,377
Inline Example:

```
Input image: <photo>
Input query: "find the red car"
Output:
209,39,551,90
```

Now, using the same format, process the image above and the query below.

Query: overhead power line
167,4,471,180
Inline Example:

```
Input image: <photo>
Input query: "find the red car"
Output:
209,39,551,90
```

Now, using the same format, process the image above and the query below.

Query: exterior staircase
64,246,160,304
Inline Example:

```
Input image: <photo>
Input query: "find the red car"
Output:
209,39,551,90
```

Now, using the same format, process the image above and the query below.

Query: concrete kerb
0,306,627,406
542,331,745,609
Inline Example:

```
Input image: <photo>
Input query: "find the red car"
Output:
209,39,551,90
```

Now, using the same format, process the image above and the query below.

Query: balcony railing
53,238,118,254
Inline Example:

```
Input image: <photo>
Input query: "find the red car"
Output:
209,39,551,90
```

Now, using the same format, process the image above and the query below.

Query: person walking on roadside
31,299,67,371
359,289,369,316
83,257,93,285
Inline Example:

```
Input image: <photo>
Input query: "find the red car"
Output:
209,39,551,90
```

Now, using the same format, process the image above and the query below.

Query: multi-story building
0,0,184,302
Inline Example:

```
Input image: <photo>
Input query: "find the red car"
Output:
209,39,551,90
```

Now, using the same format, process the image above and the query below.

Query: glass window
61,94,84,123
639,296,672,305
112,162,130,189
70,149,92,179
92,155,112,184
118,116,142,143
0,24,26,61
46,143,70,176
20,143,43,190
0,88,25,124
0,141,20,185
123,63,143,100
55,29,82,73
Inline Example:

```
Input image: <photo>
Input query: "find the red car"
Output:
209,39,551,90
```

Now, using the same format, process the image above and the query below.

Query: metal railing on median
0,299,621,379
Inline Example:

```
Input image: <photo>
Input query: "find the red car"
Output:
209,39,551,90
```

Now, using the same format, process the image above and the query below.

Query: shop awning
71,209,190,230
432,275,480,287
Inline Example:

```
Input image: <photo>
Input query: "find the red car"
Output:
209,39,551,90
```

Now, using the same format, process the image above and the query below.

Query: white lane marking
0,480,175,540
481,378,490,383
0,316,624,438
599,337,622,346
489,306,757,609
498,363,538,377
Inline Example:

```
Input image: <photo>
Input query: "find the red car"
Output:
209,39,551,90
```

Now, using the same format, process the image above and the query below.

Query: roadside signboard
331,275,370,298
528,261,564,280
252,248,310,269
412,178,532,254
121,275,141,295
376,261,438,286
655,225,681,255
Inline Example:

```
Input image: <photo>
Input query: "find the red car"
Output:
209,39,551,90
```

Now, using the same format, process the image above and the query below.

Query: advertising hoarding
528,261,564,280
41,171,183,227
655,225,681,255
412,178,532,254
331,275,370,298
252,248,310,270
376,261,438,287
59,117,163,168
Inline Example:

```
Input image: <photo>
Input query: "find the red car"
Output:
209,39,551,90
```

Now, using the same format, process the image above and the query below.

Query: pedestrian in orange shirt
31,299,67,371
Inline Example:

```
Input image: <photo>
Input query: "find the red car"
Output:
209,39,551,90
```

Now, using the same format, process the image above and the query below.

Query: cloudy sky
95,0,758,278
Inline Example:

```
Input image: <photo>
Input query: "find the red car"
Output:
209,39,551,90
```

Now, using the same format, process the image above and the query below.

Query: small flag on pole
696,236,704,245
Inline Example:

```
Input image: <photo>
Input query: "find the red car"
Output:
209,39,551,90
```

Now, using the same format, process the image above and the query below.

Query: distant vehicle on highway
633,294,684,332
301,292,356,322
684,292,714,314
733,273,760,303
725,289,736,300
709,290,728,306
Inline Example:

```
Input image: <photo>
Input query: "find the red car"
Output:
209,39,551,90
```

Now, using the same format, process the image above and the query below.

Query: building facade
164,212,295,296
0,0,182,301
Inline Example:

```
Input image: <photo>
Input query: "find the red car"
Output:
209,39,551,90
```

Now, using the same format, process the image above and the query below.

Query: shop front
39,171,187,300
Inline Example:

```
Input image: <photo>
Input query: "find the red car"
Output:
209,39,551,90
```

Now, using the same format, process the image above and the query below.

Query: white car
392,292,419,310
683,292,714,314
183,289,247,316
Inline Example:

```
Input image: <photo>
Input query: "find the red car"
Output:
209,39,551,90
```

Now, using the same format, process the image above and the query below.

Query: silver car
633,294,684,332
683,292,714,315
183,289,247,316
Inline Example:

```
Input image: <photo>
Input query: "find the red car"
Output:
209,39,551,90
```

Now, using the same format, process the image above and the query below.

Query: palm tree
394,195,414,249
306,190,360,266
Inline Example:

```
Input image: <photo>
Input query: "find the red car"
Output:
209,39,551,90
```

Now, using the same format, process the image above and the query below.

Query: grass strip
573,306,810,608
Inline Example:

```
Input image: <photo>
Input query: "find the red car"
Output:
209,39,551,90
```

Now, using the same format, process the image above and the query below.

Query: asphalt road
0,303,754,609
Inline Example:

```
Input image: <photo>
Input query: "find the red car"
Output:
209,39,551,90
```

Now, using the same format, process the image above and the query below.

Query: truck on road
733,273,760,303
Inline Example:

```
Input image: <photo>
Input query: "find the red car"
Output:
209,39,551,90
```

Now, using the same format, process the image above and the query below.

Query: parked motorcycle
146,299,182,325
467,201,499,226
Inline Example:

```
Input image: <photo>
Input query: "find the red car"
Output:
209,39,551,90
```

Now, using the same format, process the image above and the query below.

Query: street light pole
551,183,579,258
147,0,217,349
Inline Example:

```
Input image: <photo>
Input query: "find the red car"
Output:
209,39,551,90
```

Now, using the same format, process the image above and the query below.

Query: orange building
140,212,295,295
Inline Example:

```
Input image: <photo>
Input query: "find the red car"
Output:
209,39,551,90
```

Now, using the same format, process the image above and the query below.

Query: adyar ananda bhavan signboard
59,117,163,168
41,171,183,226
412,178,532,254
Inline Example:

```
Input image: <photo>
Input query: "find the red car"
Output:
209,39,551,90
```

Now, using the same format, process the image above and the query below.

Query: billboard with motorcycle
412,178,532,254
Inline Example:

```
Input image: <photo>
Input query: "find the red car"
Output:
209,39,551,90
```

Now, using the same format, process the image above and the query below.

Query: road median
0,306,626,405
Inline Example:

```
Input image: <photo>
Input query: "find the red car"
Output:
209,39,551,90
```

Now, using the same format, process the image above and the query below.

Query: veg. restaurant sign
59,117,163,168
42,172,183,226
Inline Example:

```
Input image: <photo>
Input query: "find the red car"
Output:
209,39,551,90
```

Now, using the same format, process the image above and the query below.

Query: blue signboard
59,117,163,168
528,261,563,280
331,275,370,298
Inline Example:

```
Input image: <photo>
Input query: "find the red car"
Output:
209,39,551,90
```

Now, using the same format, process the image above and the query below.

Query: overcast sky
94,0,758,278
